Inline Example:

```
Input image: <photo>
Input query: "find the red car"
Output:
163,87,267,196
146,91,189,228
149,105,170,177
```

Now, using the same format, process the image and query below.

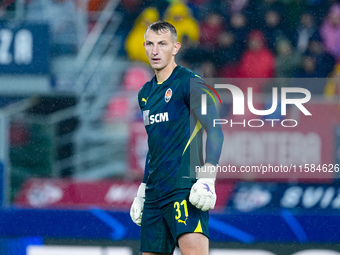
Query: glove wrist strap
197,164,217,180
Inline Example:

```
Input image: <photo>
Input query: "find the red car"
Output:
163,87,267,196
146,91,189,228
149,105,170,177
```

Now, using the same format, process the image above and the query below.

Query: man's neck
155,62,177,84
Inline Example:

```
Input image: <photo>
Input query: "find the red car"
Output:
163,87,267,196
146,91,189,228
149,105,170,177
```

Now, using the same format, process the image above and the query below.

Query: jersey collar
153,65,181,86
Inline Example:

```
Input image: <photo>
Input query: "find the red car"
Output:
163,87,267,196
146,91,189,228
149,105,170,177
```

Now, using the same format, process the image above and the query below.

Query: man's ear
173,42,181,55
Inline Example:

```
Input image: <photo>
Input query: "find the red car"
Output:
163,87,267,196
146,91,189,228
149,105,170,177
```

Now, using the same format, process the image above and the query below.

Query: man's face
144,30,180,70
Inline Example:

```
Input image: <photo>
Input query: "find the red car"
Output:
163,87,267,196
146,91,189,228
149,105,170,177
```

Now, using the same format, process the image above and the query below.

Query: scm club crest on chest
165,88,172,103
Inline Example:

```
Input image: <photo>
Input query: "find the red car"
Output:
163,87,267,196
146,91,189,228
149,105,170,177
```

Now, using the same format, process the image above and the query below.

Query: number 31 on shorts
174,200,189,222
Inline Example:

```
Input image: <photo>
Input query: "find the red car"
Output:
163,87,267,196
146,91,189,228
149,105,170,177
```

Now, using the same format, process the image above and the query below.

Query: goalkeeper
130,20,224,255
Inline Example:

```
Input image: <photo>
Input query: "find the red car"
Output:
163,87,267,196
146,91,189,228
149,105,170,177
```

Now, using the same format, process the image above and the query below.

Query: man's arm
189,104,224,211
142,151,150,183
187,76,224,172
193,104,224,176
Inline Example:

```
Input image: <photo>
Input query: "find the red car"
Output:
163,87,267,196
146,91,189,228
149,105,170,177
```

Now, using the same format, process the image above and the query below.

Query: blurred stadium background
0,0,340,254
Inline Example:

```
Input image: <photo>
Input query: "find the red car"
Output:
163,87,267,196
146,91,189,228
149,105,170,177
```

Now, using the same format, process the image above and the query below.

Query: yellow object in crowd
125,7,160,64
324,63,340,99
164,1,199,43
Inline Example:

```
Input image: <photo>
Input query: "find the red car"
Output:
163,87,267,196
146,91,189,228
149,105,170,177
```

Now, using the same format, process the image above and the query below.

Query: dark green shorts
140,190,209,253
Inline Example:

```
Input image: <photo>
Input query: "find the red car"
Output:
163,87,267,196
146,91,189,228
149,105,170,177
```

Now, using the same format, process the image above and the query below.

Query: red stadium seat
105,95,130,121
123,65,152,91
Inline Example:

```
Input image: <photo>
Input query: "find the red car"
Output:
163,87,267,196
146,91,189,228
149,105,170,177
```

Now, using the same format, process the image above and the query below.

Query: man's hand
130,183,146,226
189,165,216,211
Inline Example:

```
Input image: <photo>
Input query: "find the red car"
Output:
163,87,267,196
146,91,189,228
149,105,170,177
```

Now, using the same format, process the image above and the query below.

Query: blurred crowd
0,0,108,55
1,0,340,96
117,0,340,96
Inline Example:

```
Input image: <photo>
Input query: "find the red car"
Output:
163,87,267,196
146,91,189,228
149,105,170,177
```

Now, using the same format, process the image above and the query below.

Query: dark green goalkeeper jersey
138,65,223,204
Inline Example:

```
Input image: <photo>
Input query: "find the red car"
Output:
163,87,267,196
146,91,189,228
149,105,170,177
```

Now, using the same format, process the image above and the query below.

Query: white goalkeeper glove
189,167,216,211
130,183,146,226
